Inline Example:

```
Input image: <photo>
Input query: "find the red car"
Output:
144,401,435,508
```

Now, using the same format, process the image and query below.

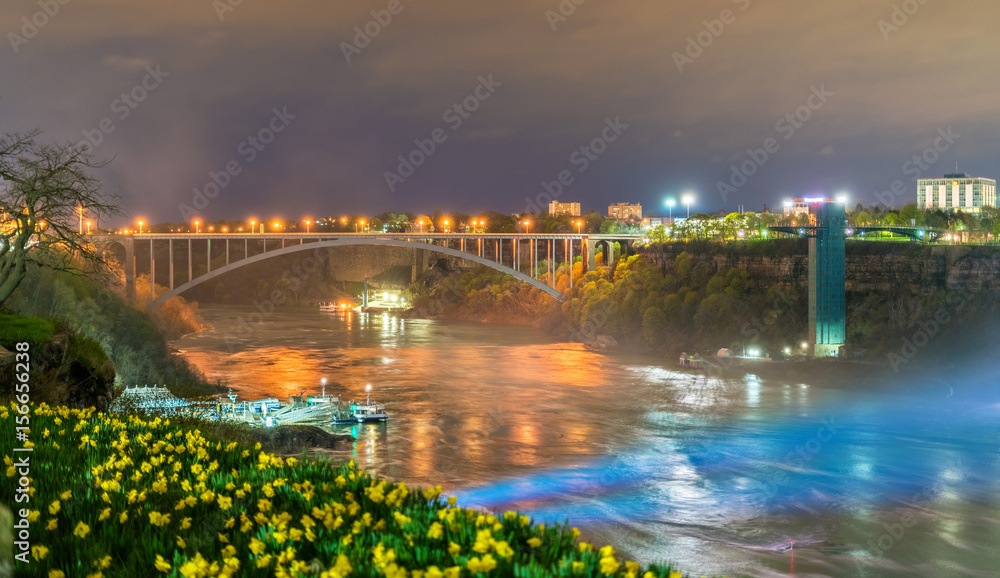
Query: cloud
2,0,998,221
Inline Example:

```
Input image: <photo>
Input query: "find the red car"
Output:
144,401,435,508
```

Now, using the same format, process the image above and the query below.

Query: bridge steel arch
149,237,565,308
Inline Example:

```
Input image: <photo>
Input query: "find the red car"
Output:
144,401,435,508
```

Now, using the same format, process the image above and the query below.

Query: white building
917,173,997,214
608,203,642,220
548,201,581,216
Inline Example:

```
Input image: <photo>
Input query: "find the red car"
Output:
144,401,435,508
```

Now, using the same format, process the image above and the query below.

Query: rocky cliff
641,243,1000,293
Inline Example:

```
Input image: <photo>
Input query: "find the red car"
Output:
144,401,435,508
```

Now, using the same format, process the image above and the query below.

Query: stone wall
641,243,1000,293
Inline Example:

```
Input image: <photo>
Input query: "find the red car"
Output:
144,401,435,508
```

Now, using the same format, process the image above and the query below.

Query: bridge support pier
412,248,429,282
124,237,135,305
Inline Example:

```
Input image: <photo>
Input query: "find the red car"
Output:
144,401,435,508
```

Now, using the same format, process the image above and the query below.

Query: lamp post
666,199,675,221
138,220,143,234
305,220,311,233
195,220,200,234
523,220,531,234
251,220,256,233
575,220,582,234
682,194,694,219
86,220,91,234
78,206,83,234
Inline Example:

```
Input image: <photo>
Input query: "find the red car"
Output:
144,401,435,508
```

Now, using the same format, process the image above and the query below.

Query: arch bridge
89,232,641,307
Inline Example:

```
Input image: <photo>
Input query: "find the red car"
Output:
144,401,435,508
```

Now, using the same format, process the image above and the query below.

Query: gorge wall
640,242,1000,293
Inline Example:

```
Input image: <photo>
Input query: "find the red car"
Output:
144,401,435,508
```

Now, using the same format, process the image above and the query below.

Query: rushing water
172,305,1000,577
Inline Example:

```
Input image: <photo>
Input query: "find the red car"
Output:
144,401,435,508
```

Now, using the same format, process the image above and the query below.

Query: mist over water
173,305,1000,577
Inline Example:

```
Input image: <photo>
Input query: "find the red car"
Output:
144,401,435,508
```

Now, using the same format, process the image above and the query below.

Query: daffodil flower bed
2,403,690,578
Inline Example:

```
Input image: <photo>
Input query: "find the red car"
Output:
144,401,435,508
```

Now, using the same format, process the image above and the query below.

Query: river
171,305,1000,577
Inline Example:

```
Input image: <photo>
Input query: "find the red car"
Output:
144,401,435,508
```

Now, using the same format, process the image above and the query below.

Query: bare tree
0,130,122,305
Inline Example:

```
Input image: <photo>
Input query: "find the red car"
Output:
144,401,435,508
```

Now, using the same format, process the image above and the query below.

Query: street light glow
682,194,694,218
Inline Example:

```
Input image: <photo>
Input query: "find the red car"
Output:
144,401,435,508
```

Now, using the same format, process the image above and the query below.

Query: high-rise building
608,202,642,220
548,201,581,216
917,173,996,213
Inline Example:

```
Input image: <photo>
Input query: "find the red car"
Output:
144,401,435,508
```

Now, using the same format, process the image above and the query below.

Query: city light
575,220,583,234
523,220,531,234
666,199,675,220
194,220,200,233
86,220,91,234
138,220,144,234
682,193,694,218
304,219,311,233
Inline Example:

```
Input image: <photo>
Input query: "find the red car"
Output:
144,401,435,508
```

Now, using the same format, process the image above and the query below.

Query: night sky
3,0,998,225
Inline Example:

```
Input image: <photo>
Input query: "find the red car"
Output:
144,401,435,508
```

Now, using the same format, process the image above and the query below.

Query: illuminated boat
330,384,389,424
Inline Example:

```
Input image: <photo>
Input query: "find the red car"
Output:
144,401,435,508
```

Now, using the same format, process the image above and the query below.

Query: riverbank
2,404,690,577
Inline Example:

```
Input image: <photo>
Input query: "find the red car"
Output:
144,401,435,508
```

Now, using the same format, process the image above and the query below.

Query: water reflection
173,305,1000,578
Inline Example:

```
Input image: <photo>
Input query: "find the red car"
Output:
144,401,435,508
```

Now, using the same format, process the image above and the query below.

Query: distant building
641,217,663,229
783,199,811,218
608,202,642,220
917,173,997,213
548,201,581,216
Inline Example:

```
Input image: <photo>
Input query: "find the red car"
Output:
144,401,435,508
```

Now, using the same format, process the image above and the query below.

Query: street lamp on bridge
194,220,200,234
304,219,311,233
523,220,531,234
666,199,675,221
575,220,583,234
250,220,256,233
138,220,143,234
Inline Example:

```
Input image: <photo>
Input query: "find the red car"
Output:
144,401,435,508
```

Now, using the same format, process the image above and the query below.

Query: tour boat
330,384,389,424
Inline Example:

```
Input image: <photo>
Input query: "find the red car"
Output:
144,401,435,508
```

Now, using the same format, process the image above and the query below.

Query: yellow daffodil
466,554,497,574
155,555,171,572
31,545,49,561
48,500,60,515
527,537,542,548
74,521,90,538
